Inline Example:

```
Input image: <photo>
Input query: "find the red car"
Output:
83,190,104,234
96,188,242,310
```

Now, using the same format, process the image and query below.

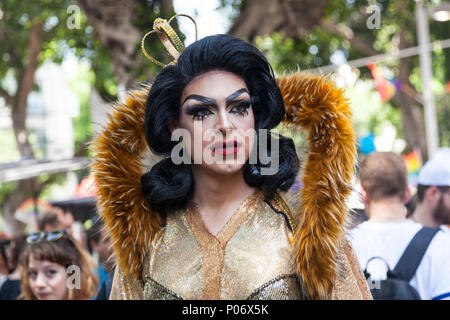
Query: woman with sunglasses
19,230,98,300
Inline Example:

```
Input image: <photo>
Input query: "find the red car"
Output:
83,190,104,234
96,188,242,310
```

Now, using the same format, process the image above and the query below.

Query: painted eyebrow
182,94,216,107
182,88,250,107
226,88,250,105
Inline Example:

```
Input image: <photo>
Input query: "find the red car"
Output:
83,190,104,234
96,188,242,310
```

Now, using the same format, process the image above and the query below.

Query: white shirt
0,273,6,290
348,219,450,300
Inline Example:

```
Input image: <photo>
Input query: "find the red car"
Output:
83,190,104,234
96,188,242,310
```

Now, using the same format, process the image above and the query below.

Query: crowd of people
0,208,113,300
0,147,449,300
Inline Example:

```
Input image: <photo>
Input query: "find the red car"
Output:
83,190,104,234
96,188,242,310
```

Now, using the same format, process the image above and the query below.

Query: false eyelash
185,105,208,115
231,101,251,115
185,105,213,120
185,100,252,120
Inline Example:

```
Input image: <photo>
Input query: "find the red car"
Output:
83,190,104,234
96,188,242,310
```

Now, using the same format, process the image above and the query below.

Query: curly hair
141,34,300,214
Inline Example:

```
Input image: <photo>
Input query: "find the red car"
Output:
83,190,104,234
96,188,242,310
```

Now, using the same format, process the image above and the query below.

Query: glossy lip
211,140,240,155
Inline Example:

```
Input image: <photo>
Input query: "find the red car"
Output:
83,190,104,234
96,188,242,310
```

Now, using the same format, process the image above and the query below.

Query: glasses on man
26,230,68,244
438,186,450,195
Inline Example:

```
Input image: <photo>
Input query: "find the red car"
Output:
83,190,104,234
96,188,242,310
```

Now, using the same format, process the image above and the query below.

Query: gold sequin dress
109,190,371,300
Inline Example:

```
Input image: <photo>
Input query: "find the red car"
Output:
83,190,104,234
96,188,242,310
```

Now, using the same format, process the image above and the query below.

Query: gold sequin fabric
246,275,303,300
220,194,300,299
143,190,303,299
144,210,204,299
109,267,144,300
331,238,373,300
109,190,371,300
144,277,183,300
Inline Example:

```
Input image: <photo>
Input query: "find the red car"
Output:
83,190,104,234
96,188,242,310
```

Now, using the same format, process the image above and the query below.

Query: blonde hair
19,232,99,300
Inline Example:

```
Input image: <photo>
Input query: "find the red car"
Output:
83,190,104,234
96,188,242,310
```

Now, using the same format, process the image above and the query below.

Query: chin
36,294,54,300
204,162,245,176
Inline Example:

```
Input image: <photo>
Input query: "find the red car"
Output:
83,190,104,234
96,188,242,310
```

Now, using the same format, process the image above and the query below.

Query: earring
249,164,260,175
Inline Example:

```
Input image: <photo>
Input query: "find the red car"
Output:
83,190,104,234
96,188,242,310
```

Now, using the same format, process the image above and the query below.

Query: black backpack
363,226,440,300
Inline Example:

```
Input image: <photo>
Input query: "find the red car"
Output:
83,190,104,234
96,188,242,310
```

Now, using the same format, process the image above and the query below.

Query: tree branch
321,19,379,56
74,138,90,157
75,0,141,88
0,86,13,106
228,0,326,41
12,21,43,158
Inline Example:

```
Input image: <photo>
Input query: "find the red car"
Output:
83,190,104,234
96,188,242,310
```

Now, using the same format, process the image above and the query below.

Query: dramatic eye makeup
182,88,251,121
185,105,214,121
229,100,251,116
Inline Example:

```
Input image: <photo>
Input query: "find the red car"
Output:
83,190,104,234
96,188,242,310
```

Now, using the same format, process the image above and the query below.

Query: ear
361,187,370,206
403,185,411,204
89,240,98,251
168,121,178,134
426,186,441,204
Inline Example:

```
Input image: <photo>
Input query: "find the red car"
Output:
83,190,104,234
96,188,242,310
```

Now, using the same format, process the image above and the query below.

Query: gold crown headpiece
141,14,198,68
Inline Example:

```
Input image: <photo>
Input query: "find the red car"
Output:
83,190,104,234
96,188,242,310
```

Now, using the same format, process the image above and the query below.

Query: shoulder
349,220,422,239
109,264,144,300
268,191,299,233
331,237,373,300
278,187,302,220
347,221,368,234
418,229,450,300
426,229,450,258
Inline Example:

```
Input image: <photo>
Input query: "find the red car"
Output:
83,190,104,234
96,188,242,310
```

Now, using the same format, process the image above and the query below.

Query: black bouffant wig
141,34,300,214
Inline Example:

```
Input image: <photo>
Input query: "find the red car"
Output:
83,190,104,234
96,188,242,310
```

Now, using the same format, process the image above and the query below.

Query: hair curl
141,34,300,214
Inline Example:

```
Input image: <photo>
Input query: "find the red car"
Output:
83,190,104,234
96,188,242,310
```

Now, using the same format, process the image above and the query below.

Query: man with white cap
412,148,450,231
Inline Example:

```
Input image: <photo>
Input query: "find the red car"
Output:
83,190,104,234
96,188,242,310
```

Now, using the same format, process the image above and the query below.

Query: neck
412,203,440,227
366,197,407,222
191,166,256,212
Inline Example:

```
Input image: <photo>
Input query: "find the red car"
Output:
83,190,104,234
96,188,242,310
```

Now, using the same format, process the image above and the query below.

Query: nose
34,272,47,288
215,109,234,134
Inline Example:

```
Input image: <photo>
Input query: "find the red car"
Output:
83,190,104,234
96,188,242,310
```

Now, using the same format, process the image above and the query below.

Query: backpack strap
393,226,440,282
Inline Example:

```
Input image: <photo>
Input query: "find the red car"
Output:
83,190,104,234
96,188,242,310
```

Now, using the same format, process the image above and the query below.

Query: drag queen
91,16,371,300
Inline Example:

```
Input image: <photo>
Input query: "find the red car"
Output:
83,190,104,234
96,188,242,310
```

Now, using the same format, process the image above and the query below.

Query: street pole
415,1,440,159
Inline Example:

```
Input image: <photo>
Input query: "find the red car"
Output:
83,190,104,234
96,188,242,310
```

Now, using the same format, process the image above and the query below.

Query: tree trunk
76,0,175,89
229,0,326,41
2,178,54,236
75,0,142,89
2,22,43,236
395,60,428,161
11,21,43,159
394,29,428,161
2,181,32,236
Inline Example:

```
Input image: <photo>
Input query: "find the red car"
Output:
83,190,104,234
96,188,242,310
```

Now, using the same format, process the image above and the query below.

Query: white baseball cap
418,147,450,186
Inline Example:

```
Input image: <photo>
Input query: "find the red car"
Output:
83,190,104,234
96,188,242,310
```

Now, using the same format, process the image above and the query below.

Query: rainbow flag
368,63,396,103
14,198,54,232
403,148,423,186
403,149,422,174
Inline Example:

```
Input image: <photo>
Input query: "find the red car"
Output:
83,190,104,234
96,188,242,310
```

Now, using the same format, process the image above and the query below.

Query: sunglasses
438,186,450,194
26,230,68,244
